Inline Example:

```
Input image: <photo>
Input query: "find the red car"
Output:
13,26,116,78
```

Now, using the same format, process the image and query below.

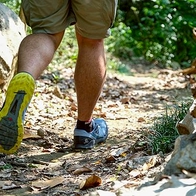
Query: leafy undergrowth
148,101,192,154
0,63,192,195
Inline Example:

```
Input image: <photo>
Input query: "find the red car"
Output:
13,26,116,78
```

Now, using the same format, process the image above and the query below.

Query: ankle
76,119,93,132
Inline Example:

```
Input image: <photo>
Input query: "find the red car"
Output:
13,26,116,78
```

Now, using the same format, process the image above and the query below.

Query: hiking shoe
74,118,108,149
0,72,35,154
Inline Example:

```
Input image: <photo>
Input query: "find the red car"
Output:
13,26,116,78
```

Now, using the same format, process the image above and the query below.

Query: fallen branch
181,59,196,75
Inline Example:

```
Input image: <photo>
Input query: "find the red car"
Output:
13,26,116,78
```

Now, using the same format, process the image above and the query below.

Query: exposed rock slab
0,3,26,89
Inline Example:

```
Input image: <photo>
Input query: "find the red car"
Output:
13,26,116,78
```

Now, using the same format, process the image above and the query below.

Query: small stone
37,128,45,138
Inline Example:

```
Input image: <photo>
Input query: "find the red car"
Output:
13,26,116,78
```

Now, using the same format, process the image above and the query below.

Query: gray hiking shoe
74,118,108,149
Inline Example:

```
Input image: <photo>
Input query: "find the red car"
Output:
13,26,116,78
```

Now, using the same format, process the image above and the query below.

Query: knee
76,32,104,48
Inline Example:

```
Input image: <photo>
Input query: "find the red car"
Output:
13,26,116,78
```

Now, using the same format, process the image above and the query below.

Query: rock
176,110,196,135
0,3,26,90
164,133,196,175
173,55,196,175
176,100,196,135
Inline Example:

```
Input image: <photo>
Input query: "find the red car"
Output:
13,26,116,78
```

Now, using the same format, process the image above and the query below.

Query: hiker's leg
18,31,64,79
74,32,106,121
73,0,118,148
73,32,108,149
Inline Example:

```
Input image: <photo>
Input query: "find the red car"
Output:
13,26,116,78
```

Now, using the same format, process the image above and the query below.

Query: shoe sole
0,73,35,154
74,135,108,149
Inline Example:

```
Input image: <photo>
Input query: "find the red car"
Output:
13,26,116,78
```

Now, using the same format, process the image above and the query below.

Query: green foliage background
0,0,21,13
1,0,196,69
107,0,196,68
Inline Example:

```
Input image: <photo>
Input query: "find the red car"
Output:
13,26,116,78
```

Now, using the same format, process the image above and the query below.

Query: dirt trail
0,64,191,195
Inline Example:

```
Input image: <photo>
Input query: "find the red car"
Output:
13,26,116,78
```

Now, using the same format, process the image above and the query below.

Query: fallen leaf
53,86,64,99
129,169,142,178
120,152,127,157
79,174,102,190
72,166,92,175
120,97,130,104
23,129,41,139
70,103,77,111
32,176,65,190
142,156,157,171
94,160,102,165
99,112,107,118
137,117,145,122
105,155,116,163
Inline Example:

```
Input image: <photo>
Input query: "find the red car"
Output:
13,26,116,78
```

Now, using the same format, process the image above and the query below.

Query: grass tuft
148,100,192,154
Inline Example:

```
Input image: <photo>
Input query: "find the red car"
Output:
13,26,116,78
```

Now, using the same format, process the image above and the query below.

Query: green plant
0,0,21,14
106,22,133,60
148,100,192,154
112,0,196,68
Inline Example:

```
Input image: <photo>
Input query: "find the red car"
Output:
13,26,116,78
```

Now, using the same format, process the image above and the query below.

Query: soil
0,62,192,196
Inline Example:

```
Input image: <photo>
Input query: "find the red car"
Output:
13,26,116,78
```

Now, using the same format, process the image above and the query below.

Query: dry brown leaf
70,103,77,111
79,174,102,190
105,100,119,108
53,86,64,99
137,117,145,122
32,176,65,190
67,111,75,117
120,97,130,104
23,129,41,139
142,156,157,171
94,160,102,165
105,155,116,163
99,112,107,118
72,166,92,175
120,152,127,157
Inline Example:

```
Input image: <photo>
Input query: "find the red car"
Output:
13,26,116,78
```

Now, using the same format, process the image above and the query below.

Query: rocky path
0,64,192,196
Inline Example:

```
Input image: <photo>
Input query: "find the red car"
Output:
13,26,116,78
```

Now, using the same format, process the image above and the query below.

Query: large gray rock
0,3,26,89
164,133,196,175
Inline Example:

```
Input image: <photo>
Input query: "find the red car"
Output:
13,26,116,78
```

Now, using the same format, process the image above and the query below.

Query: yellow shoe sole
0,73,35,154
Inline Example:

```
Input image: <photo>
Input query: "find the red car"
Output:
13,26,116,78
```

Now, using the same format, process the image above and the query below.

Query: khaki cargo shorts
21,0,118,39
